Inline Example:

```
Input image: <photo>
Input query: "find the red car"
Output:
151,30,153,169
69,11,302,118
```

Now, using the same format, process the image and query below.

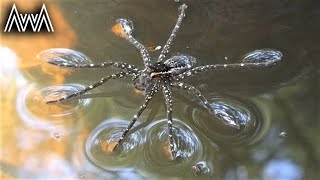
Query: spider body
134,54,196,92
40,4,282,159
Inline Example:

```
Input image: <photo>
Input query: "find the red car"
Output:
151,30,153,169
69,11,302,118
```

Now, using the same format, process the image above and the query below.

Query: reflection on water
1,0,319,179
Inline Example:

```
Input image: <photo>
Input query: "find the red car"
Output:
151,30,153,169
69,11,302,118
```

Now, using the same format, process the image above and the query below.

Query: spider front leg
116,19,152,68
162,81,176,159
158,4,188,62
175,49,283,81
46,71,131,104
113,83,160,151
172,82,240,129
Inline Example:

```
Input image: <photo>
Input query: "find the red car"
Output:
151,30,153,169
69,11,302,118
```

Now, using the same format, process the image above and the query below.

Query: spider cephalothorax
134,54,196,91
40,4,282,159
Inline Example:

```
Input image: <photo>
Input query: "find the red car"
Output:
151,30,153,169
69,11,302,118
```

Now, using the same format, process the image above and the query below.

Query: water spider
38,4,282,159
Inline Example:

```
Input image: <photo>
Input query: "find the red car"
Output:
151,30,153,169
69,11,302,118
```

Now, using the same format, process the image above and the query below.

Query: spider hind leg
162,82,177,159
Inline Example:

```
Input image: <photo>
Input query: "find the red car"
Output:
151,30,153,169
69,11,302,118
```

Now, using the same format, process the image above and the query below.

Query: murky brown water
1,0,319,179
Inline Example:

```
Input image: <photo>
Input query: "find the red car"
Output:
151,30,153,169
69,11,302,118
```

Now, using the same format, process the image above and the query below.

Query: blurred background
0,0,319,179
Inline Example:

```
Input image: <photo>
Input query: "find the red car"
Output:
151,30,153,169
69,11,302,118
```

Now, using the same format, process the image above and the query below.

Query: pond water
1,0,319,179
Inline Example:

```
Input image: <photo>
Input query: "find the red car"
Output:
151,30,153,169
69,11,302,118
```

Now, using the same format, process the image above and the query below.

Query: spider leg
172,82,212,116
47,61,141,74
162,81,176,159
158,4,188,62
173,82,241,128
46,71,131,104
124,102,161,142
113,83,160,151
126,34,152,68
172,82,240,129
175,60,280,81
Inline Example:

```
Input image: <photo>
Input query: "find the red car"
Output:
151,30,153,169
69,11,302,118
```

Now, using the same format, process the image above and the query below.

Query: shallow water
1,0,319,179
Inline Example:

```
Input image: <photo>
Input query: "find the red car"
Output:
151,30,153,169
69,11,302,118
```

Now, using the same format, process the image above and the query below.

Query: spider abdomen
164,54,197,75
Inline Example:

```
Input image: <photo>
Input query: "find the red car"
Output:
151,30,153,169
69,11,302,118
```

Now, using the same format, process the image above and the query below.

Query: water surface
0,0,319,179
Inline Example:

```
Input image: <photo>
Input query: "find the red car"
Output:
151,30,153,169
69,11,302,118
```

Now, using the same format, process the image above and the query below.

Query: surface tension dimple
116,18,134,36
37,48,91,66
242,49,282,63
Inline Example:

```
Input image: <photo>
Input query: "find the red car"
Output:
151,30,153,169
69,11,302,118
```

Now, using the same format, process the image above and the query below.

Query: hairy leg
158,4,188,62
46,71,131,104
116,19,152,68
113,82,160,151
126,34,152,68
172,82,212,114
173,82,240,129
162,81,176,158
47,61,141,74
175,60,281,81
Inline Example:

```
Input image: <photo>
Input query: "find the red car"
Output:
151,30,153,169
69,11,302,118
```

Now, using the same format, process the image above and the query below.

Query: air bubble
79,173,86,179
279,131,287,138
52,132,62,141
192,161,212,176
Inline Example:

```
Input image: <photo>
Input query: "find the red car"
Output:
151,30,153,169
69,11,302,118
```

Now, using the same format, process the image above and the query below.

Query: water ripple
16,84,92,131
139,119,203,177
85,119,141,171
37,48,92,66
191,95,264,145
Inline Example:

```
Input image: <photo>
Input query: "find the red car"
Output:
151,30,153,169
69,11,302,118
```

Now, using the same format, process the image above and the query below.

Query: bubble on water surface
192,161,212,176
279,131,287,138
